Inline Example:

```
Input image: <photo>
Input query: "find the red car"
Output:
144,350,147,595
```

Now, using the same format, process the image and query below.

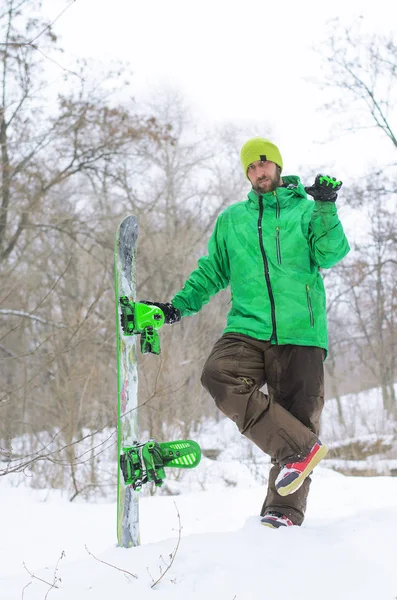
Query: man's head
240,137,283,194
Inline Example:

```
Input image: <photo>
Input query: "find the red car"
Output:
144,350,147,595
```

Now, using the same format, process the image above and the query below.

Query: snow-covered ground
2,384,397,599
2,464,397,599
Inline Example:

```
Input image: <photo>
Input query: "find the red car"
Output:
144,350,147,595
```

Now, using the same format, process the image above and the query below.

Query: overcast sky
42,0,396,185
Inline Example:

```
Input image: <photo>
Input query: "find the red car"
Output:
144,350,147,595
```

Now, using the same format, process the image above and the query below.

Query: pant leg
261,345,325,525
201,334,318,465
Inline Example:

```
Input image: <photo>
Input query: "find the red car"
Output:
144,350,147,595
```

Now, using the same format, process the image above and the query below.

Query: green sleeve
171,216,230,317
307,201,350,268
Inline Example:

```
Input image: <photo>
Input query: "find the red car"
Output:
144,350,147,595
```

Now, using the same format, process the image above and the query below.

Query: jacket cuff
314,200,337,213
171,296,189,318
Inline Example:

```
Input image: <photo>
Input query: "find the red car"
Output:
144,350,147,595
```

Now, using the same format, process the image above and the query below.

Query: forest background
1,0,396,498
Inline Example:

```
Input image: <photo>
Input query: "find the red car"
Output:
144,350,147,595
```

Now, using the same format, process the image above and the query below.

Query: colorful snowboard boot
275,441,328,497
261,511,294,528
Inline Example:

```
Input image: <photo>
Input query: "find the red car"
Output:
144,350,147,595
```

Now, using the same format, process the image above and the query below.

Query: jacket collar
247,175,307,210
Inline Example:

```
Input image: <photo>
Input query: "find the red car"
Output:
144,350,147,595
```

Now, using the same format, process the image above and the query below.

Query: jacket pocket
306,285,315,327
275,227,282,264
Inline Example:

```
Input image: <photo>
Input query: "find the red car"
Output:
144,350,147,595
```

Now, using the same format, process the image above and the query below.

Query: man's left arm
305,174,350,269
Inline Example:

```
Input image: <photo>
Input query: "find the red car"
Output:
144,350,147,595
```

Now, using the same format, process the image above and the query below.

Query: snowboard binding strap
119,298,165,354
120,440,201,491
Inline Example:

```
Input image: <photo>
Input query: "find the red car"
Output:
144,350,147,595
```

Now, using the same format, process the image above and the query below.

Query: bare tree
324,173,397,417
1,3,275,495
319,17,397,151
313,18,397,424
0,0,171,495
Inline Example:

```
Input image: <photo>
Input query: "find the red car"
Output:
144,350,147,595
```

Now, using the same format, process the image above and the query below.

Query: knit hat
240,138,283,178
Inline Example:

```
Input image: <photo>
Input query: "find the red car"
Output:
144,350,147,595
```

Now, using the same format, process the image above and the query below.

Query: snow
321,384,397,440
2,383,397,599
2,463,397,599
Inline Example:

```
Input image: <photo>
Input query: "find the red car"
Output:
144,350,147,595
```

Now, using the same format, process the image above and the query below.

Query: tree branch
151,502,182,589
0,308,67,328
85,545,138,579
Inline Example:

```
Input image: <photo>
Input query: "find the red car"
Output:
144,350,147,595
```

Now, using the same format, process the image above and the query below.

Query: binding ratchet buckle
119,298,165,354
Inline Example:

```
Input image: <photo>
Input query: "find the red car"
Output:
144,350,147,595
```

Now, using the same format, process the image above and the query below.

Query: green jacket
172,176,350,351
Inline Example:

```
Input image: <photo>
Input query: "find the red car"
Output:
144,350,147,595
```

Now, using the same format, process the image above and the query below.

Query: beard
252,172,280,194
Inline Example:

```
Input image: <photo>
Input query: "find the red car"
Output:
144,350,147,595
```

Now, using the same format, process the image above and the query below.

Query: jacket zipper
275,226,281,264
258,196,278,343
275,192,281,264
306,285,315,327
275,192,280,218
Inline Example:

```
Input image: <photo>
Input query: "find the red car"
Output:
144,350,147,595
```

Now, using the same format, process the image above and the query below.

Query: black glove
305,174,343,202
140,301,181,324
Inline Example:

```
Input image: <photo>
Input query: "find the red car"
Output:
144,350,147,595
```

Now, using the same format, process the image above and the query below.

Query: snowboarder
144,137,350,528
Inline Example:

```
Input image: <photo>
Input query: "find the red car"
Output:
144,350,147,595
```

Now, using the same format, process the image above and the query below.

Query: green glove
305,174,343,202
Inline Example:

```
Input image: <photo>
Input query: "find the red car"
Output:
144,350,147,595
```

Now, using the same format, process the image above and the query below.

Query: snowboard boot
261,511,294,529
275,441,328,496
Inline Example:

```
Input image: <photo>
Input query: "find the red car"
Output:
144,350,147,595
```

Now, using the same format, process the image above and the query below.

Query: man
144,137,350,528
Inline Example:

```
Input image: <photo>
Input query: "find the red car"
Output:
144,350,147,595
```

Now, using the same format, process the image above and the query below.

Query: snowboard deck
115,215,139,548
114,217,202,548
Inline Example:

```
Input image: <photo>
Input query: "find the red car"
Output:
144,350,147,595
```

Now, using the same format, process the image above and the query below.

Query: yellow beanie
240,138,283,178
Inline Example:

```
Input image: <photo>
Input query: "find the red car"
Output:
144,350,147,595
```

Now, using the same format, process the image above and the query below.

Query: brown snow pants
201,333,325,526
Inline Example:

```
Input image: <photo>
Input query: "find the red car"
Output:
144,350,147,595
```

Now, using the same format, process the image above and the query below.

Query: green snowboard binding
119,299,165,354
120,440,202,491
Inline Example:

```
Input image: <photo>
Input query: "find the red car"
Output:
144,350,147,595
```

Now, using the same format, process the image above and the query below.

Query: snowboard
114,217,202,548
114,215,140,548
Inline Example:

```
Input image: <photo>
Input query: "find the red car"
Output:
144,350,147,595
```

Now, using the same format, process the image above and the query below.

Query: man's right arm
142,215,230,322
171,215,230,317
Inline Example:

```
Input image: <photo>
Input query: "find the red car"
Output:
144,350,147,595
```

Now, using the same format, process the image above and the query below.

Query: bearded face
247,160,282,193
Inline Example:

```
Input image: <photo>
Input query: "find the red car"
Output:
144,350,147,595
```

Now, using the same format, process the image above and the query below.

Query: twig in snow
22,562,59,590
22,550,65,596
45,551,65,599
21,580,31,599
151,501,182,589
85,545,138,580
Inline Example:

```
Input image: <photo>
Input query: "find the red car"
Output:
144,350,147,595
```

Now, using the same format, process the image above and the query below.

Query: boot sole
261,522,279,529
261,515,294,528
277,444,328,497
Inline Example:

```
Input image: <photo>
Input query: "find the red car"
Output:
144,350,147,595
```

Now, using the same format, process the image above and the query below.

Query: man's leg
261,345,325,525
201,334,319,466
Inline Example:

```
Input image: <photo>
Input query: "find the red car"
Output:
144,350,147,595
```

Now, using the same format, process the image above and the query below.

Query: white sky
42,0,396,182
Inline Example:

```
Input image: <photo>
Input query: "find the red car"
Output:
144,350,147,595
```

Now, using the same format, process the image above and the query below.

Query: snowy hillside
320,384,397,476
321,383,397,440
1,471,397,600
2,383,397,599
